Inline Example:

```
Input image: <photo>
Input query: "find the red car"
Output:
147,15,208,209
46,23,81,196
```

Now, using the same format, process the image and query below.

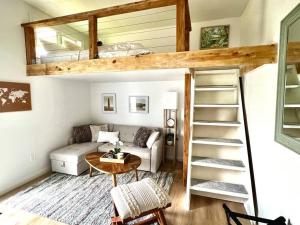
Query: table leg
135,169,139,181
89,166,93,177
112,174,117,187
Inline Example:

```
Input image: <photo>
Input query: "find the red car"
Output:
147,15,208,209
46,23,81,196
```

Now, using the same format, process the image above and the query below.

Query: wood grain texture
21,0,177,28
183,73,191,187
176,0,186,52
85,152,141,175
88,16,98,60
0,163,250,225
26,44,277,76
287,41,300,64
24,26,36,65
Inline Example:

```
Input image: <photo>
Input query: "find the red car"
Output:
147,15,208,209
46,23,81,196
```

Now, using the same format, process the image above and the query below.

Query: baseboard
0,167,51,197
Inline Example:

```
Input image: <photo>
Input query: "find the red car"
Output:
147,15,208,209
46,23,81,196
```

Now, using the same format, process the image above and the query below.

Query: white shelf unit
186,69,254,215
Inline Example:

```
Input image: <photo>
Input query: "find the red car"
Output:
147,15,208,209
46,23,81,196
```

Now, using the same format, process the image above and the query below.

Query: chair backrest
223,204,286,225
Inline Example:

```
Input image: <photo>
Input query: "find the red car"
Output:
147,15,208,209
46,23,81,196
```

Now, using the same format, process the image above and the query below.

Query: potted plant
109,139,124,159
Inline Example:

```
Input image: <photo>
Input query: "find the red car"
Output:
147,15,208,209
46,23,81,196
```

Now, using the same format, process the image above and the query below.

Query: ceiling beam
26,44,277,76
21,0,177,28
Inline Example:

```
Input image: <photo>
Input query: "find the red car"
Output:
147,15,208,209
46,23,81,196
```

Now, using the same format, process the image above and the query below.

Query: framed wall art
200,25,230,49
102,93,116,113
129,96,149,113
0,81,32,113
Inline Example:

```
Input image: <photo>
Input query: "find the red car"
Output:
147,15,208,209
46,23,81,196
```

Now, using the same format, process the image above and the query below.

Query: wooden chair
110,178,171,225
112,203,171,225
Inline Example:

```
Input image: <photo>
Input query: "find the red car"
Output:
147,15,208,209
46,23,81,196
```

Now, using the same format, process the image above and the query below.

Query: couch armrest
150,136,163,173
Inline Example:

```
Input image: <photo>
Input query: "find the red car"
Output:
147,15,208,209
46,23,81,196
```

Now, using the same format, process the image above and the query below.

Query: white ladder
186,69,254,215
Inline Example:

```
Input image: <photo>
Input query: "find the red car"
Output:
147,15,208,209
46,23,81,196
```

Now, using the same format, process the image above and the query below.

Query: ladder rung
195,85,237,91
192,137,243,147
193,120,241,127
191,157,246,171
194,104,239,108
190,179,249,201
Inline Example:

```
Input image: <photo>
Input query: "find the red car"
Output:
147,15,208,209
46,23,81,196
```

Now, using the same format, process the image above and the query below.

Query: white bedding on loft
39,42,152,64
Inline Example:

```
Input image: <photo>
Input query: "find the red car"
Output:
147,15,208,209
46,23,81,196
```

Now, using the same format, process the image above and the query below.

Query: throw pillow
90,124,108,142
133,127,152,148
97,131,119,143
146,131,160,149
73,125,92,143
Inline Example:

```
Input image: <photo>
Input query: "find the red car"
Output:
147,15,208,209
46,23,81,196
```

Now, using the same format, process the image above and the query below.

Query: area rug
2,170,173,225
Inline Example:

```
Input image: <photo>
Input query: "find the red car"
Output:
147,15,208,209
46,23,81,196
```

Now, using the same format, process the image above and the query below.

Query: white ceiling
46,68,186,83
24,0,249,23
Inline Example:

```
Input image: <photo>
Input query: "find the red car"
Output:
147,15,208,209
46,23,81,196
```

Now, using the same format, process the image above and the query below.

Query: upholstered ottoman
110,178,171,225
50,142,100,175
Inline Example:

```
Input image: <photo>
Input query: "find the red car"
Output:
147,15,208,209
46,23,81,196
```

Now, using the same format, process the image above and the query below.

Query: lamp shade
163,92,178,109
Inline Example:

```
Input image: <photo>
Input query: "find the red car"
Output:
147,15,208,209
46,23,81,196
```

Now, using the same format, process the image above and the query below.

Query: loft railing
21,0,191,65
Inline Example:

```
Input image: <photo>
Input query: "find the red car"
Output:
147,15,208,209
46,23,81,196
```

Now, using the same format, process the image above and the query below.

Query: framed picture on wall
200,25,230,49
102,93,116,113
129,96,149,113
0,81,32,113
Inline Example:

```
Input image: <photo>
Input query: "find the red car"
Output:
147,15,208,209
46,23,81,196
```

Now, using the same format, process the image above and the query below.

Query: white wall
261,0,300,44
90,80,185,160
241,1,300,224
240,0,264,46
244,65,300,225
0,0,91,195
190,17,241,50
240,0,300,45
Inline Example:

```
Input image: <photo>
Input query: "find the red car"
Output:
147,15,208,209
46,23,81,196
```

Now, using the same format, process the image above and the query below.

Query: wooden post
185,0,191,51
183,73,191,186
176,0,186,52
89,16,98,59
24,26,36,65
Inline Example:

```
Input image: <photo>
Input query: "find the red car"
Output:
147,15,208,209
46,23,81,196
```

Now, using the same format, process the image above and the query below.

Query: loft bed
22,0,190,70
21,0,284,77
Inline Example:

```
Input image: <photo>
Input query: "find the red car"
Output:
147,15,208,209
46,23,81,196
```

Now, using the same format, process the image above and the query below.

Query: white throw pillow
90,124,108,142
146,131,160,149
97,131,119,143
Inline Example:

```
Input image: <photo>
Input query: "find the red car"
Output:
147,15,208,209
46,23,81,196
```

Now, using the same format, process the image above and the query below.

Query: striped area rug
2,171,173,225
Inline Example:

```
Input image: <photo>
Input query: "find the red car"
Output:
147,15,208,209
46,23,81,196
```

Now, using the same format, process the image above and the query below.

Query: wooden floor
0,162,250,225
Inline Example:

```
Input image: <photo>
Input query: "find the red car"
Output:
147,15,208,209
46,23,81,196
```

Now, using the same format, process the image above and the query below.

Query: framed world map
0,81,32,113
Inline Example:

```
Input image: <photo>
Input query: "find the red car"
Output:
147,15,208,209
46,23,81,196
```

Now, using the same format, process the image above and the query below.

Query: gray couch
50,124,163,175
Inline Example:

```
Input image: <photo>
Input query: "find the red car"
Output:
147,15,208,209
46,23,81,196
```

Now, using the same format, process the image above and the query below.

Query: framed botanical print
200,25,230,49
129,96,149,113
102,93,116,113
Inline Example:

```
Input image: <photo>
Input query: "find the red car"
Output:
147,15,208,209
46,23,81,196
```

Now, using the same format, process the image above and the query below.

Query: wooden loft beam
26,44,277,76
21,0,177,28
88,16,98,59
287,42,300,64
24,26,36,65
176,0,187,52
183,73,192,186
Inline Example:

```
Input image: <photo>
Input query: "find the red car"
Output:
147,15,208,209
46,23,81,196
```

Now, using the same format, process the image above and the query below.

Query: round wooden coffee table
85,152,141,187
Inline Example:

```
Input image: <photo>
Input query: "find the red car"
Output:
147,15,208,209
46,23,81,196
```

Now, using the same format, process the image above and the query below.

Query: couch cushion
90,124,108,142
98,142,150,159
133,127,152,148
111,125,139,142
50,142,101,163
109,124,162,143
73,125,92,143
